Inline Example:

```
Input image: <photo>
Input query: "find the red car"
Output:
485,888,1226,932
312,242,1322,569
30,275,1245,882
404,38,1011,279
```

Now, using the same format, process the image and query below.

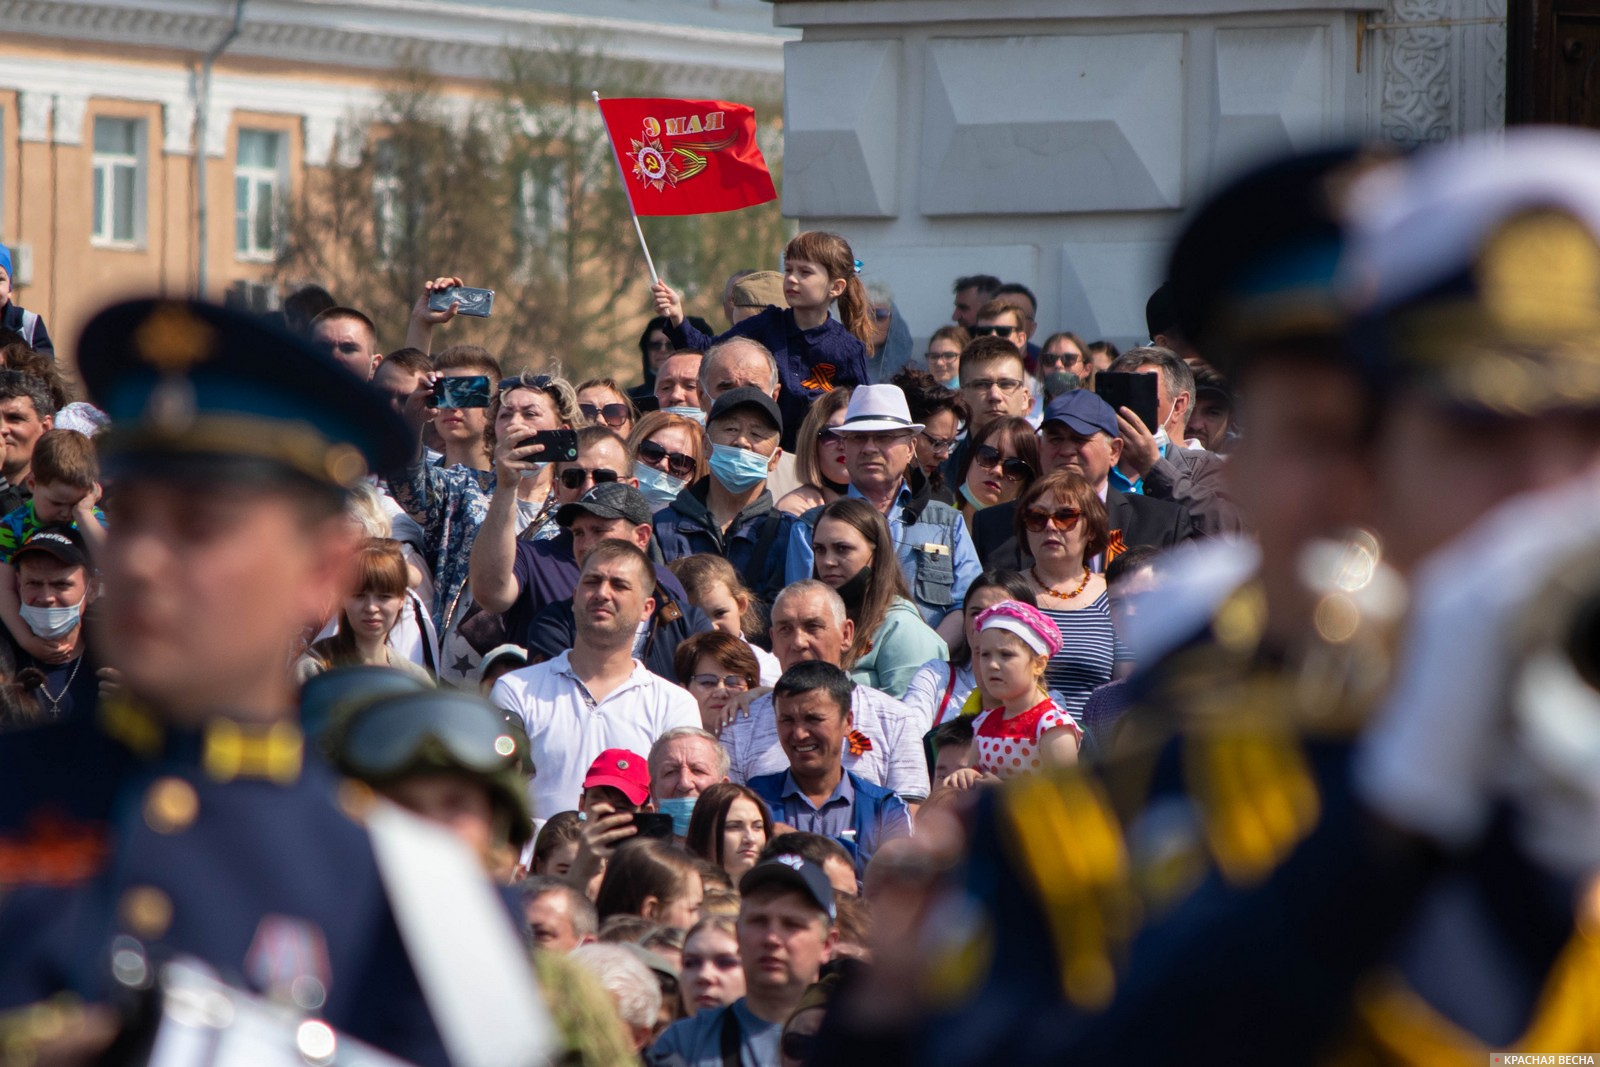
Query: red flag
597,97,777,217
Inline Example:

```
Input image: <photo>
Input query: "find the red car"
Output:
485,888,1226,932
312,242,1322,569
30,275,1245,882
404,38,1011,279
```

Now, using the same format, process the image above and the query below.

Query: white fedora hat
835,384,925,434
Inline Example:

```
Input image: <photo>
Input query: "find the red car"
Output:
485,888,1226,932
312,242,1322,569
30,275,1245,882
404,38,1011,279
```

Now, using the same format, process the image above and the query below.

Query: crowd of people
6,127,1600,1066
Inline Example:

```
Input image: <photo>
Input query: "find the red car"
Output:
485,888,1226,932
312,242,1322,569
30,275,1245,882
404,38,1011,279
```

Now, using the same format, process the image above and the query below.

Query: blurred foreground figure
820,130,1600,1064
0,301,552,1066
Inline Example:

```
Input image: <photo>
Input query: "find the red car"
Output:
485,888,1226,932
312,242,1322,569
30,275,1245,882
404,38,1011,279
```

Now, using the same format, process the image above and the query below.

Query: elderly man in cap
698,337,803,500
485,481,709,683
785,384,980,646
654,386,796,604
0,300,550,1066
494,538,700,822
0,523,100,721
972,388,1194,573
650,853,838,1067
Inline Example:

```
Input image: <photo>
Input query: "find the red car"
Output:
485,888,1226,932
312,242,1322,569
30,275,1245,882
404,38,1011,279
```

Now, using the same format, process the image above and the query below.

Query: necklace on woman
38,655,83,718
1033,566,1091,600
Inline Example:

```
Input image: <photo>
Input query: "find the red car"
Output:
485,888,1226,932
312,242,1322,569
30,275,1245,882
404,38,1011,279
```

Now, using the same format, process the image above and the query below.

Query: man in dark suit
972,389,1194,571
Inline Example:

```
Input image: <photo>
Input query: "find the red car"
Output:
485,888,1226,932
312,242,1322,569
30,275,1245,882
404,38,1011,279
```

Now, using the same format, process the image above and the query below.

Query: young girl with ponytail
652,231,871,452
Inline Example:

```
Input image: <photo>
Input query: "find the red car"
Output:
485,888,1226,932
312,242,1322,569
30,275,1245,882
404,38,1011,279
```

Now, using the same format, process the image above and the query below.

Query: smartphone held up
427,285,496,318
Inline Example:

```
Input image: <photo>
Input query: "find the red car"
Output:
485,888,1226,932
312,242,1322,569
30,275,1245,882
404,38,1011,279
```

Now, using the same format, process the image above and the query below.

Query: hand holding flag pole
592,91,778,288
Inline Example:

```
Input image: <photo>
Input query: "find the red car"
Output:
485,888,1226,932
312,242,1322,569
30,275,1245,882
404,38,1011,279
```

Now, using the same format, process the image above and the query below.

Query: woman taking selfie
810,498,946,697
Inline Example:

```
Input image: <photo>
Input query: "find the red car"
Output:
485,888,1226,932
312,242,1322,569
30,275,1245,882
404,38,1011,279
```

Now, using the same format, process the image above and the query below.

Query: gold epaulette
995,769,1137,1010
1330,879,1600,1065
0,994,91,1066
1182,689,1321,887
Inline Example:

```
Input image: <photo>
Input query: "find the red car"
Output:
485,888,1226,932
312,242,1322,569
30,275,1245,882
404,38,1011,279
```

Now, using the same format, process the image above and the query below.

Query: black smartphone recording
1093,371,1160,433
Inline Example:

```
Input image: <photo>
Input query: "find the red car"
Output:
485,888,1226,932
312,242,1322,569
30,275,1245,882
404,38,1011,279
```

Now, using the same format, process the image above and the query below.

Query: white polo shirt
491,650,700,821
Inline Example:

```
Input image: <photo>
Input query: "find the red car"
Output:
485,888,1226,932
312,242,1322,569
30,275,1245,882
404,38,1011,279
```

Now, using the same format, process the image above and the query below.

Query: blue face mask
656,796,697,837
941,375,960,390
634,461,687,508
664,405,707,426
708,443,770,493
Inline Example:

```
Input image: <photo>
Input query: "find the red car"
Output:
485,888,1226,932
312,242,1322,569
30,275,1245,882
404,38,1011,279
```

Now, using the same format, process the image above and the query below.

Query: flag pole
593,90,660,285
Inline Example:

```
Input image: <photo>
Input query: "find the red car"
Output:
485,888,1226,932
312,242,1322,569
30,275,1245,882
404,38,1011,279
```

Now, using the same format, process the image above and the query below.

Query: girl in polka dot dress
945,601,1081,788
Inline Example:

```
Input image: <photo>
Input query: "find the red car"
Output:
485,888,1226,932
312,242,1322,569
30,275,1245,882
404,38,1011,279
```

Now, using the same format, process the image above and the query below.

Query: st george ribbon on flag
596,96,777,217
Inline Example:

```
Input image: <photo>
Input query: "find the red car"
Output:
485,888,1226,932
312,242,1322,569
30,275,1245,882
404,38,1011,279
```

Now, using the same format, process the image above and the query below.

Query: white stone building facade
775,0,1508,347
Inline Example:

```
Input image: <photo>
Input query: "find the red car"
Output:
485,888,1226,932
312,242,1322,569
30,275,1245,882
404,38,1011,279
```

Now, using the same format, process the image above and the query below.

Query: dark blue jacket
670,307,868,452
747,768,911,876
0,711,448,1065
652,478,794,605
1,303,52,357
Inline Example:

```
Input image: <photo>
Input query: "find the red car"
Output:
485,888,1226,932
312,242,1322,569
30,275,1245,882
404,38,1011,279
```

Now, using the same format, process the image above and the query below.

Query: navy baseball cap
1041,389,1119,439
739,854,836,921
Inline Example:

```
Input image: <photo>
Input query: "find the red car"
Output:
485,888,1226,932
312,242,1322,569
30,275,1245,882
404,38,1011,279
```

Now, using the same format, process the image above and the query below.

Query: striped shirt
1039,592,1129,721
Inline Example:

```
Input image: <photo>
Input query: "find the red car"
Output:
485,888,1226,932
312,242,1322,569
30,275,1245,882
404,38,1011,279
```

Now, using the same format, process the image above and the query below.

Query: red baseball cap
582,748,651,806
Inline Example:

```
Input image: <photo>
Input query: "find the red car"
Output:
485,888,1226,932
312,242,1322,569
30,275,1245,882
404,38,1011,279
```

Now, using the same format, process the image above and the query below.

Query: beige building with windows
0,0,789,370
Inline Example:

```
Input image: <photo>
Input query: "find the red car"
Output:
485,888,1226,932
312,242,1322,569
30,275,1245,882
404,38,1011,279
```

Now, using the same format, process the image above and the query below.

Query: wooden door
1511,0,1600,126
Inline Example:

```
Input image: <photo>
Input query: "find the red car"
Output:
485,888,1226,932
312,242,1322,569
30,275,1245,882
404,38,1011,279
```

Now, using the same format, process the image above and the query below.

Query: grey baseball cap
556,481,654,527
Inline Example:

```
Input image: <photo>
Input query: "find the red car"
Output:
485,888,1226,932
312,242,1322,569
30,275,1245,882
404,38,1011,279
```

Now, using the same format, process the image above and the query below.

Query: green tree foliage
275,33,790,382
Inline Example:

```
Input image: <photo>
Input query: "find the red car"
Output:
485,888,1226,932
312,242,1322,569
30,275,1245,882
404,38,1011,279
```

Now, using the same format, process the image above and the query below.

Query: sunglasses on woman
580,402,630,427
974,444,1034,482
498,373,556,396
1022,506,1082,533
690,674,750,691
558,467,618,490
637,439,697,478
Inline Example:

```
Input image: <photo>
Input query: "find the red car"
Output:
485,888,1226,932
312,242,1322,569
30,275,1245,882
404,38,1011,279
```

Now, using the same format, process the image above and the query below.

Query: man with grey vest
784,385,979,649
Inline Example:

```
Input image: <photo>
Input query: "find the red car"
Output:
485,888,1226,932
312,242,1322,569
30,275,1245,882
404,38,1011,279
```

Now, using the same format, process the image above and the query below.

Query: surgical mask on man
655,795,697,837
708,443,770,493
20,592,85,639
634,462,688,508
664,405,707,427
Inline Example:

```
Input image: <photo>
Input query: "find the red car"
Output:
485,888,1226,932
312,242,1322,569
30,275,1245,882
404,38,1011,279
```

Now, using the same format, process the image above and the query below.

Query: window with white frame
91,117,145,247
235,129,285,260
